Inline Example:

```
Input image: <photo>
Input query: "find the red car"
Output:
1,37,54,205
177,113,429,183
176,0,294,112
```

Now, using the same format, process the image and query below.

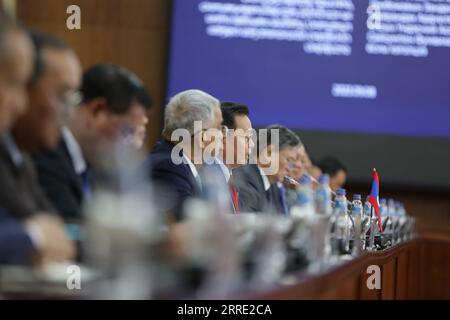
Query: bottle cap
318,174,330,183
299,174,311,185
336,188,346,196
353,194,361,201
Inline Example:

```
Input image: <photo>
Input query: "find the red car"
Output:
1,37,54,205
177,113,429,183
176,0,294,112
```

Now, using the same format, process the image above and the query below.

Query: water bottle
380,198,389,230
291,174,315,219
315,174,332,216
333,188,350,254
388,198,398,243
198,164,231,215
350,194,363,254
364,196,372,217
396,201,414,240
351,194,363,218
364,196,374,250
380,198,392,247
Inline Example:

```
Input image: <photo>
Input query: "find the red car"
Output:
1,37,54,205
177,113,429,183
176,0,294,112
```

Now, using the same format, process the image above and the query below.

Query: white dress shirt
257,165,272,191
182,154,202,189
62,127,86,175
215,157,231,183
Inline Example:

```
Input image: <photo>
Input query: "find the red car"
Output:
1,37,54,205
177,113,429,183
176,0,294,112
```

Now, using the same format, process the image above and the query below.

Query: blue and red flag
368,168,383,233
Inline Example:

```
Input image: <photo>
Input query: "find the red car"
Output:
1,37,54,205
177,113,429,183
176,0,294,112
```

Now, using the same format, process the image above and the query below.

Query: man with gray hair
233,124,302,214
145,89,223,221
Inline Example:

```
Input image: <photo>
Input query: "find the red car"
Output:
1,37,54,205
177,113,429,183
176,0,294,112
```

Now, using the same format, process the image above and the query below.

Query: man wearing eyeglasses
233,125,302,215
32,64,152,222
145,89,223,221
217,102,255,213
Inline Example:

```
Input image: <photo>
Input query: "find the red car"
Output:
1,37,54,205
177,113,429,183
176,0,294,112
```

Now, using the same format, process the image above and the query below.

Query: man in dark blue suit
0,208,35,265
145,89,223,221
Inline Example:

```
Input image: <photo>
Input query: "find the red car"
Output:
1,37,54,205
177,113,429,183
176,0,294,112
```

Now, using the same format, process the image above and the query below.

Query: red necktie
230,182,240,214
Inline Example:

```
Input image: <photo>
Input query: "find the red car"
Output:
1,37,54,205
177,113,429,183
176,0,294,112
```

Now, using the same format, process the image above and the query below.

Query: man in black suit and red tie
218,102,255,213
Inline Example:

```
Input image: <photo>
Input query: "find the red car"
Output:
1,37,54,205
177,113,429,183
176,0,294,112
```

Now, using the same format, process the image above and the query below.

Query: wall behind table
16,0,171,149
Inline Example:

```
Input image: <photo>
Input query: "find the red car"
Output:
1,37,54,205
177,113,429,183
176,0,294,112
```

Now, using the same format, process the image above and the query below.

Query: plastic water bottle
388,198,398,243
333,188,350,254
291,174,315,218
351,194,363,219
363,196,372,249
364,196,372,217
350,194,363,254
198,164,231,215
315,174,332,216
380,198,389,230
380,198,393,247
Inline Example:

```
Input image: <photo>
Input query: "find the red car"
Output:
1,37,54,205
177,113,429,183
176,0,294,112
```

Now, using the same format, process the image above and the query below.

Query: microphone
284,174,337,195
283,175,299,186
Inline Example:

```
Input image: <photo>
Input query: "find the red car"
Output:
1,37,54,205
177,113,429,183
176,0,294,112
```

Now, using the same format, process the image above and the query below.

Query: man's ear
86,97,108,117
195,131,205,149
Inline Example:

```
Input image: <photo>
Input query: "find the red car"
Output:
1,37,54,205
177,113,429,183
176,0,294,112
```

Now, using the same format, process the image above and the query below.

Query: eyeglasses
221,125,254,140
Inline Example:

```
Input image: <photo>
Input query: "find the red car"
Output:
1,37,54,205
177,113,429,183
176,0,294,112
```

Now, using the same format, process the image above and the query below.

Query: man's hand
25,213,76,265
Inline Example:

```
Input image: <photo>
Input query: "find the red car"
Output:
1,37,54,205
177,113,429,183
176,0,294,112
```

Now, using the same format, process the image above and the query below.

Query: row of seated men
0,15,347,266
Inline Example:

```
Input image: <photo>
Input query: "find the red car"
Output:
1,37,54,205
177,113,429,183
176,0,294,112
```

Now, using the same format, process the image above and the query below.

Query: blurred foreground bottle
290,174,315,219
315,174,332,216
83,142,162,299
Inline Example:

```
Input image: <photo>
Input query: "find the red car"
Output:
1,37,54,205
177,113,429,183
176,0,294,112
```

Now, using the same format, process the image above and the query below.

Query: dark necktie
80,169,92,201
277,184,289,216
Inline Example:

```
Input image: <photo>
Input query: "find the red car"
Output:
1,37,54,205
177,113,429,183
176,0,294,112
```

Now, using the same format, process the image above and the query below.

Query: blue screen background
167,0,450,139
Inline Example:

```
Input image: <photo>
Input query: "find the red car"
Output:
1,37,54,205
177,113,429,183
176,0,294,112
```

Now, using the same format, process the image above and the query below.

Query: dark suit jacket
144,140,201,221
32,139,83,221
0,208,35,265
233,164,283,214
0,136,54,219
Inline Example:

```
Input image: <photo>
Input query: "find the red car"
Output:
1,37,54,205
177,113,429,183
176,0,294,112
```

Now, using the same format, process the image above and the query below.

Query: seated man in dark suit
0,17,74,264
0,208,35,265
218,102,255,213
0,207,76,265
233,125,302,214
144,89,223,221
32,64,152,221
4,30,81,220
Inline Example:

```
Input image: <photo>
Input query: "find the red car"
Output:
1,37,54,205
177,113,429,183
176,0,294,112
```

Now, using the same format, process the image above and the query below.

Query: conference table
1,233,449,300
246,233,450,300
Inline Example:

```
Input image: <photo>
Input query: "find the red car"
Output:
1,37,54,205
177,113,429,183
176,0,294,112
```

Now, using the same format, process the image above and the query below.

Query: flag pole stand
369,207,375,251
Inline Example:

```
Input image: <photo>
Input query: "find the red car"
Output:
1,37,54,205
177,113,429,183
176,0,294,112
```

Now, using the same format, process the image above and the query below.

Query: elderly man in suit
145,89,223,221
